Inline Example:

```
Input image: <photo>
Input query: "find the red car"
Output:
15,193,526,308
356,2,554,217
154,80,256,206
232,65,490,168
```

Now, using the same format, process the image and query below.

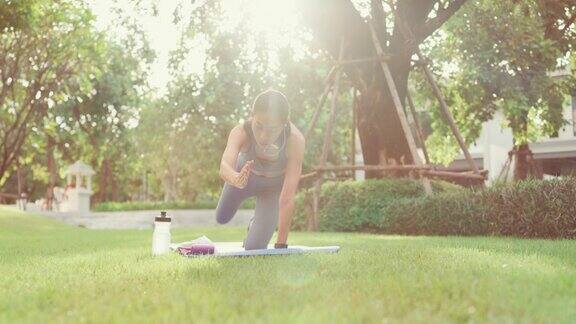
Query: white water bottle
152,211,171,256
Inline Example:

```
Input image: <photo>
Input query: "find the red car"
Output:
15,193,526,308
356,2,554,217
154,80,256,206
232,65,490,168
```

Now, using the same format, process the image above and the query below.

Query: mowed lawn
1,206,575,323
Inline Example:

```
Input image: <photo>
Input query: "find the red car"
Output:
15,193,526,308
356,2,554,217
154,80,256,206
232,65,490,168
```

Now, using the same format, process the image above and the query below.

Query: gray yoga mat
171,240,340,258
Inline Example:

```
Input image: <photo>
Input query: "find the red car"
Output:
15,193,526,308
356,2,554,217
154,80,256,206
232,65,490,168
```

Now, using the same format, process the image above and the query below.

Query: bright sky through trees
88,0,304,97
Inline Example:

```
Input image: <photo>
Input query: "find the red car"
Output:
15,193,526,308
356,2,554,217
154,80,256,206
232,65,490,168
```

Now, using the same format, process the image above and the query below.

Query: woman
216,89,305,250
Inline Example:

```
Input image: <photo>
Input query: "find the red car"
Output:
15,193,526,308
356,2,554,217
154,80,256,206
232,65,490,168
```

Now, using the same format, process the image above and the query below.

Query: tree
49,2,155,203
296,0,469,176
0,0,105,187
1,0,154,207
0,0,41,30
421,0,576,180
63,43,152,203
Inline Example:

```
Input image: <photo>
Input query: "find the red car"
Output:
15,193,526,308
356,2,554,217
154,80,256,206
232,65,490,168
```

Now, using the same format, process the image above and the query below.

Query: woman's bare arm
220,125,253,188
276,125,305,245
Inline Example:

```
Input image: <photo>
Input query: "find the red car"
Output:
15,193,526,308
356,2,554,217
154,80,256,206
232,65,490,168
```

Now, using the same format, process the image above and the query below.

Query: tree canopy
1,0,575,204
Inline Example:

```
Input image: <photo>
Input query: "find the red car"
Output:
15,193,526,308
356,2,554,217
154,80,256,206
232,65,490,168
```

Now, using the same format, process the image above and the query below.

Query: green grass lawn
1,206,575,323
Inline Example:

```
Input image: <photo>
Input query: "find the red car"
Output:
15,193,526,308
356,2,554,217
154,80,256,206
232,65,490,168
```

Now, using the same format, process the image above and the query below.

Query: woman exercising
216,89,305,250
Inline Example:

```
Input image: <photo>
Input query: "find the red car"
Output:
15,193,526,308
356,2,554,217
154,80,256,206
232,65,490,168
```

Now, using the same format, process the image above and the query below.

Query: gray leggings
215,169,285,250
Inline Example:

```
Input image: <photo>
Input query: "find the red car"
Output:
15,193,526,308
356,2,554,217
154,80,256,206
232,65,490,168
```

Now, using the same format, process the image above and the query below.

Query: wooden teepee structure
301,16,486,231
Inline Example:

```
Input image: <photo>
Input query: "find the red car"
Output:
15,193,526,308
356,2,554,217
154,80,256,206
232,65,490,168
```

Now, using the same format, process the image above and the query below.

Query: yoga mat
170,241,340,258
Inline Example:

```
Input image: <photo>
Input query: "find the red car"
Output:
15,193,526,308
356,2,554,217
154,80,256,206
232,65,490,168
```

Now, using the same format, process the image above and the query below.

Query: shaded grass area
1,205,575,323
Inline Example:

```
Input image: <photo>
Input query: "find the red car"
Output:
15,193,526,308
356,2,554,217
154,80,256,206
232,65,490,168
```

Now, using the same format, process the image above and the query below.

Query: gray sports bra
238,120,290,178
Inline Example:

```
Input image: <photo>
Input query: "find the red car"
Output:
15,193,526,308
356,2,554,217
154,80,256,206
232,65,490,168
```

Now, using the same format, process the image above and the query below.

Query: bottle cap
155,210,171,222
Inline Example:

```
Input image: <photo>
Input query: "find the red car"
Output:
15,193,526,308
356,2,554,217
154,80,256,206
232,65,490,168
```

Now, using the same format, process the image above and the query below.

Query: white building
432,92,576,184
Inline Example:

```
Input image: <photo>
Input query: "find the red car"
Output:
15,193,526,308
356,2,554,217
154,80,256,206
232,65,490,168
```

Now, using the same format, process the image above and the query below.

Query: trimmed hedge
93,197,255,212
291,178,461,232
385,178,576,238
292,177,576,239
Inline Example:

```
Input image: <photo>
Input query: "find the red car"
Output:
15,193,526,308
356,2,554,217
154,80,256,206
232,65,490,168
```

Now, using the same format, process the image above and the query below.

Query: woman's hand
230,160,254,189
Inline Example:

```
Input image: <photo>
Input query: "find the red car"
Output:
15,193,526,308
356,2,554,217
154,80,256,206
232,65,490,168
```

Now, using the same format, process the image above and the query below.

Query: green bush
93,197,255,212
385,177,576,238
291,178,461,232
293,177,576,239
384,191,491,236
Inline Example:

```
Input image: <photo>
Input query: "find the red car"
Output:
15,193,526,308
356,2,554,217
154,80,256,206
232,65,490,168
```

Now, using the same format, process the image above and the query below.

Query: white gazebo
60,160,95,212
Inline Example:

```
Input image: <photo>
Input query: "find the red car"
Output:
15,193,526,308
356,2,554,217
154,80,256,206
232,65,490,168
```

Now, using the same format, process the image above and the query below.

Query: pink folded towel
177,244,215,256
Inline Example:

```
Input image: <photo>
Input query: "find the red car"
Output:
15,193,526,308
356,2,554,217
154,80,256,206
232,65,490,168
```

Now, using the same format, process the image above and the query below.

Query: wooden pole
405,91,431,165
463,169,489,175
390,8,483,182
310,38,346,231
420,170,486,181
310,164,486,181
367,19,433,195
311,165,485,180
305,65,339,138
16,160,22,197
351,88,357,168
416,52,481,175
300,171,318,181
338,55,390,65
302,165,473,180
315,164,432,172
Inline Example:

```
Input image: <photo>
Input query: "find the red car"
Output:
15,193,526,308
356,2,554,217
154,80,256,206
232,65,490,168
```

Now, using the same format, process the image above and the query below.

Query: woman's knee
215,204,234,224
215,184,243,224
243,238,267,250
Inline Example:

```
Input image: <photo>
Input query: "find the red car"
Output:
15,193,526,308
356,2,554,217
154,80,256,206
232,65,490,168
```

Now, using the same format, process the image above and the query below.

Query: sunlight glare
222,0,306,56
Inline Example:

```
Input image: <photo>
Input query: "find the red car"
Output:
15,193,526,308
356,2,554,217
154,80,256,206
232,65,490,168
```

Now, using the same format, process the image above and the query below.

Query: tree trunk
163,139,180,202
511,112,536,181
98,158,111,203
356,68,413,177
108,157,119,201
45,135,58,211
111,174,119,201
162,173,177,202
16,162,23,196
513,143,530,181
